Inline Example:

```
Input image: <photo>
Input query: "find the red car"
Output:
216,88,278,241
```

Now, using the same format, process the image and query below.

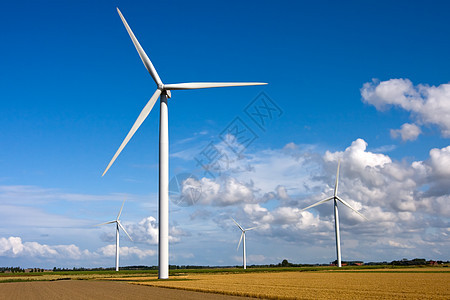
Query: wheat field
131,270,450,299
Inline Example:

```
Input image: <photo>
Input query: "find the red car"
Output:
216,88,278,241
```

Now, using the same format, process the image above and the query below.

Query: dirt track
0,280,249,300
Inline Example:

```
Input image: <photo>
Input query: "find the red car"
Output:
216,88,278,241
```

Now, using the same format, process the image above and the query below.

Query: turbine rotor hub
157,84,171,98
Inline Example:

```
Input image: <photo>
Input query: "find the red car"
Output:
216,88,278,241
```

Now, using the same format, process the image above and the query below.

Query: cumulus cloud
206,138,450,262
324,138,391,170
177,143,323,209
125,217,159,244
0,236,156,261
323,139,392,190
361,78,450,137
190,138,449,233
115,216,186,245
179,177,256,206
233,202,332,242
0,237,91,259
321,139,432,215
0,237,24,256
427,146,450,177
390,123,422,141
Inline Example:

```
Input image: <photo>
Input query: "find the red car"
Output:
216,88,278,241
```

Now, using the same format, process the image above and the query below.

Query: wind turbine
102,8,267,279
300,161,367,267
95,199,133,271
232,218,258,269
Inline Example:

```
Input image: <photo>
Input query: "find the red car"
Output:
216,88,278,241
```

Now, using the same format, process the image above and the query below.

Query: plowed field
0,280,249,300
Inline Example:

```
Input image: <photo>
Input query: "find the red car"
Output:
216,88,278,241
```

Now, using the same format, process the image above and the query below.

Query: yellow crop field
132,270,450,299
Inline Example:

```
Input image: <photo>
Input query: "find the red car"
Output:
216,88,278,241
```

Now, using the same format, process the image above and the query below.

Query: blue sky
0,0,449,268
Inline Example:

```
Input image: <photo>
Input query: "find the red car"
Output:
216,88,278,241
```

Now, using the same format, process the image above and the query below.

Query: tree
281,259,290,267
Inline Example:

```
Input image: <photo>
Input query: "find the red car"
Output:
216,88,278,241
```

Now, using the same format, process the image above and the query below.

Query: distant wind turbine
300,161,368,267
95,200,133,271
102,8,267,279
232,218,258,269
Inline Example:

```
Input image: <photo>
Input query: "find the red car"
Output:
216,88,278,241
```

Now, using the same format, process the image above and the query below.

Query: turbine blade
116,8,162,86
164,82,267,90
102,89,162,176
231,217,244,232
117,199,125,220
93,220,116,227
336,196,368,221
334,160,341,197
237,232,244,251
300,197,334,211
245,226,260,231
118,221,133,241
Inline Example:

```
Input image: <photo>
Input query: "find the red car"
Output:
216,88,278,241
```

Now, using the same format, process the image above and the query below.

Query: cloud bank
0,236,155,260
179,137,449,261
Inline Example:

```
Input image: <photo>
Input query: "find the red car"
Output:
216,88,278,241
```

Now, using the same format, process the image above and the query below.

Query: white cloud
238,203,332,234
176,143,324,211
180,177,256,206
0,237,24,255
243,203,269,216
361,78,450,137
428,146,450,177
127,217,159,244
116,216,186,245
390,123,421,141
324,138,391,170
361,78,420,111
0,236,91,259
98,244,155,259
0,236,155,261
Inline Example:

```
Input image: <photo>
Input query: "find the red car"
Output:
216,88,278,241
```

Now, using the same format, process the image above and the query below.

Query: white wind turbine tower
95,200,133,271
232,218,258,269
300,161,368,267
102,8,267,279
